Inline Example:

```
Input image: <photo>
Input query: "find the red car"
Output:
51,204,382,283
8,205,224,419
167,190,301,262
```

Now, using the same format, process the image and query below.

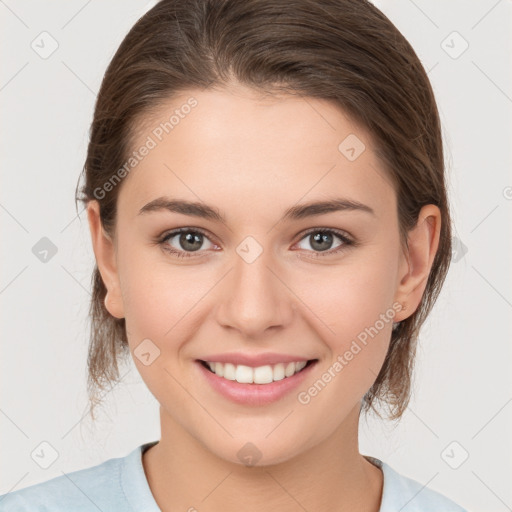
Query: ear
86,200,125,319
394,204,442,322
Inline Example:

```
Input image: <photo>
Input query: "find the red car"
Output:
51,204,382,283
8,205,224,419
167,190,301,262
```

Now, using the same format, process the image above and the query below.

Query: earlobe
104,290,124,319
86,200,125,319
394,204,441,322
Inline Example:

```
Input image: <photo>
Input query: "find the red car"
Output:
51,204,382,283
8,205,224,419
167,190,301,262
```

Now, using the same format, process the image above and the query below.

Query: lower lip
195,360,317,406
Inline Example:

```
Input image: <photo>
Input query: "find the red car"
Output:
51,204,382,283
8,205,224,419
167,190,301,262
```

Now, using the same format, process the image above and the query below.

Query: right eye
158,228,218,258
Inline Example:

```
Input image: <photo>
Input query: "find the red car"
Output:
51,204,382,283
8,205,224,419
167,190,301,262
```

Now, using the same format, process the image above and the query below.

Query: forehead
118,85,395,221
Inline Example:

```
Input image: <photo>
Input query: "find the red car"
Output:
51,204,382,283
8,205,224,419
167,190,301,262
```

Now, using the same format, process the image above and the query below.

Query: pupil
180,232,202,251
311,232,332,251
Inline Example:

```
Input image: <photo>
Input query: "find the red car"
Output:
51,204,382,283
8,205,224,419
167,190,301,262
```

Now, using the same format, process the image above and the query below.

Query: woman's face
90,84,423,465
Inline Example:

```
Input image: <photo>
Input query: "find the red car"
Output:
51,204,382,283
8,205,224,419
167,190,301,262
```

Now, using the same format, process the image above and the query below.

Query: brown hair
76,0,452,421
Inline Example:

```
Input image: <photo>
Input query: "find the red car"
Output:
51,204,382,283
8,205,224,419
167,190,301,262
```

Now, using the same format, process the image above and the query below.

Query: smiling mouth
199,359,318,384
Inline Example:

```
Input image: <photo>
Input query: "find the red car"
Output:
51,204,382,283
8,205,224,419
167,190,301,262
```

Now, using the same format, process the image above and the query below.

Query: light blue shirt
0,441,468,511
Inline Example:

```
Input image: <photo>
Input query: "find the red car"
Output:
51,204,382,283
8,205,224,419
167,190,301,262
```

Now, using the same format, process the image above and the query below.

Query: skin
87,83,441,512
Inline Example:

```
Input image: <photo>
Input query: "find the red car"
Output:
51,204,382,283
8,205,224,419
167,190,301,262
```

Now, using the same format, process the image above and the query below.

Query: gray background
1,1,511,510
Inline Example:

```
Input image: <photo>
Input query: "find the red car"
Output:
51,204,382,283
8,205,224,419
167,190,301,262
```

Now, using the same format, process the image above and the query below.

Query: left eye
295,229,352,254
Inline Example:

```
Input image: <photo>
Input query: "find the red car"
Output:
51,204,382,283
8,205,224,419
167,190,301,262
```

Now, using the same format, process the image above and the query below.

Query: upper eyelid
160,227,217,244
299,227,352,240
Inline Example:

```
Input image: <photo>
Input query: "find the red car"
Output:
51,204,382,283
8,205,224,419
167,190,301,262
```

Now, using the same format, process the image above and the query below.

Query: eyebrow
138,196,375,222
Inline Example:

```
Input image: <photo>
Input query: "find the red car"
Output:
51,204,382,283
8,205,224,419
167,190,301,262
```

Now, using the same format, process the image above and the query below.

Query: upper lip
198,352,315,367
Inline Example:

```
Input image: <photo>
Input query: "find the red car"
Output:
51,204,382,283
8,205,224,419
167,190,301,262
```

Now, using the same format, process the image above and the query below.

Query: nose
216,247,294,338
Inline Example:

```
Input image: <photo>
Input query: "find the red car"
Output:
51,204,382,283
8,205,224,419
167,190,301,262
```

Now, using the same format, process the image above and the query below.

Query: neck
142,403,383,512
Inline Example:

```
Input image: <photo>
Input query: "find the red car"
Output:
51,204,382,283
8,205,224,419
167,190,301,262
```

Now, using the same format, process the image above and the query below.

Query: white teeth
223,363,236,381
214,362,224,377
285,362,296,377
295,361,307,372
253,365,273,384
235,365,254,384
204,360,311,384
273,363,285,381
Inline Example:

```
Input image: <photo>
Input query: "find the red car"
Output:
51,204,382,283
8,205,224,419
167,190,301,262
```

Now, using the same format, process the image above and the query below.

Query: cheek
291,257,398,434
117,243,217,347
291,247,399,391
298,250,398,340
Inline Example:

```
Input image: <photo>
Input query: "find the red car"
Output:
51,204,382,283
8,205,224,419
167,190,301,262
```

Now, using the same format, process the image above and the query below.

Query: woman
0,0,467,510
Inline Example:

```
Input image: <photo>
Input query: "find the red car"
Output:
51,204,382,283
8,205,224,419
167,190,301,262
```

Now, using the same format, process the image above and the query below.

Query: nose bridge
216,242,293,336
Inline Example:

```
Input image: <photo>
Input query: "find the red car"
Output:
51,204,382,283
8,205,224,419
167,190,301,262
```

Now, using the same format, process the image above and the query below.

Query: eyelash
156,227,356,259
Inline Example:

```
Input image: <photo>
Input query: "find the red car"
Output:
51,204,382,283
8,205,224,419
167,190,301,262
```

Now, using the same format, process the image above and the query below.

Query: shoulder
365,456,468,512
0,444,146,512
